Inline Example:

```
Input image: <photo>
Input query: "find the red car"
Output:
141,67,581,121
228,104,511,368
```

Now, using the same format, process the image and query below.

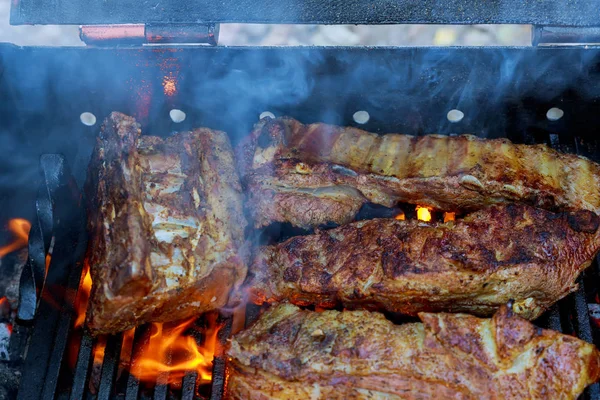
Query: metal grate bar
125,375,141,400
574,277,594,343
152,383,168,400
181,372,197,400
572,279,600,400
210,313,233,400
546,305,563,333
97,332,124,400
41,258,87,400
152,328,173,400
17,237,80,400
570,136,600,400
209,357,227,400
8,324,30,365
595,255,600,293
244,304,261,328
536,304,562,332
17,155,83,400
125,326,149,400
70,331,94,400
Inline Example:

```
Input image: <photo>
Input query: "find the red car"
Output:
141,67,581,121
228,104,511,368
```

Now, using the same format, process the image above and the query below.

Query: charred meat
85,112,247,335
249,203,600,320
226,303,600,400
238,117,600,228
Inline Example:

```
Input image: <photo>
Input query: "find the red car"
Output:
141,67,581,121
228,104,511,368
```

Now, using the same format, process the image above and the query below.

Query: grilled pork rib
226,304,600,400
238,117,600,228
85,113,247,335
249,203,600,320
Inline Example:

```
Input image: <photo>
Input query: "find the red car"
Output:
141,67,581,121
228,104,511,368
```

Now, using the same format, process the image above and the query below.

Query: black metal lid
10,0,600,26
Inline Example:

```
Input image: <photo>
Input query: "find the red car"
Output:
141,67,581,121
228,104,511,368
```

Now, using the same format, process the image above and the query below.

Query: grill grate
10,155,233,400
11,128,600,399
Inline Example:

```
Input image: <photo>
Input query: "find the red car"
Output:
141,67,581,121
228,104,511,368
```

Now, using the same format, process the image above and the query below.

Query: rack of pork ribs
86,114,600,399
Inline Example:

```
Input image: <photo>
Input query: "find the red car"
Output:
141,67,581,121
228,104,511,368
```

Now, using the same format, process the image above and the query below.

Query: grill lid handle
79,23,219,46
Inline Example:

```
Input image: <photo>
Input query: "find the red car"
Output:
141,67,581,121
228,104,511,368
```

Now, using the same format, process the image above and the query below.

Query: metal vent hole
447,109,464,123
80,112,97,126
259,111,276,120
546,107,564,121
353,110,370,124
169,109,186,123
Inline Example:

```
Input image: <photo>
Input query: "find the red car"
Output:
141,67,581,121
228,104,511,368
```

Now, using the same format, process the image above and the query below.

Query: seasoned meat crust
249,203,600,320
85,112,247,335
238,117,600,228
226,304,600,400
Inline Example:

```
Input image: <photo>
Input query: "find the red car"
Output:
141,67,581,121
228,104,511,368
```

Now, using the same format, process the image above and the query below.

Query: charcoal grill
3,0,600,399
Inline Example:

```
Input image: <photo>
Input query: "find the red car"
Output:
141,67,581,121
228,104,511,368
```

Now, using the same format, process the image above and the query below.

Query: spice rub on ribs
238,117,600,229
85,112,247,335
226,303,600,400
249,203,600,320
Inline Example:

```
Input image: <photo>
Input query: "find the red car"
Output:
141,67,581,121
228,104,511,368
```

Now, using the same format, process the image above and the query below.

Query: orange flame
93,336,107,366
0,218,31,258
0,297,10,330
70,257,218,385
394,211,406,221
131,314,219,385
66,259,96,370
74,259,93,329
443,212,456,223
416,206,432,222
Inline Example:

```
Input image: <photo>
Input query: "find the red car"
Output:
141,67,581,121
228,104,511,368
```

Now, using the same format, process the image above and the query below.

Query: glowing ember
74,260,93,329
416,206,432,222
0,218,31,258
131,314,219,385
0,297,10,324
394,211,406,221
162,76,177,97
443,212,456,223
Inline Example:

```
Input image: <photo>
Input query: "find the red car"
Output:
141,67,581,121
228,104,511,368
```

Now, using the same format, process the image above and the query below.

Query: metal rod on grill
181,372,198,400
70,331,94,400
41,254,87,399
125,326,149,400
152,342,172,400
153,382,169,400
210,313,233,400
546,304,563,332
244,304,261,328
572,277,600,400
17,155,85,400
97,332,123,400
